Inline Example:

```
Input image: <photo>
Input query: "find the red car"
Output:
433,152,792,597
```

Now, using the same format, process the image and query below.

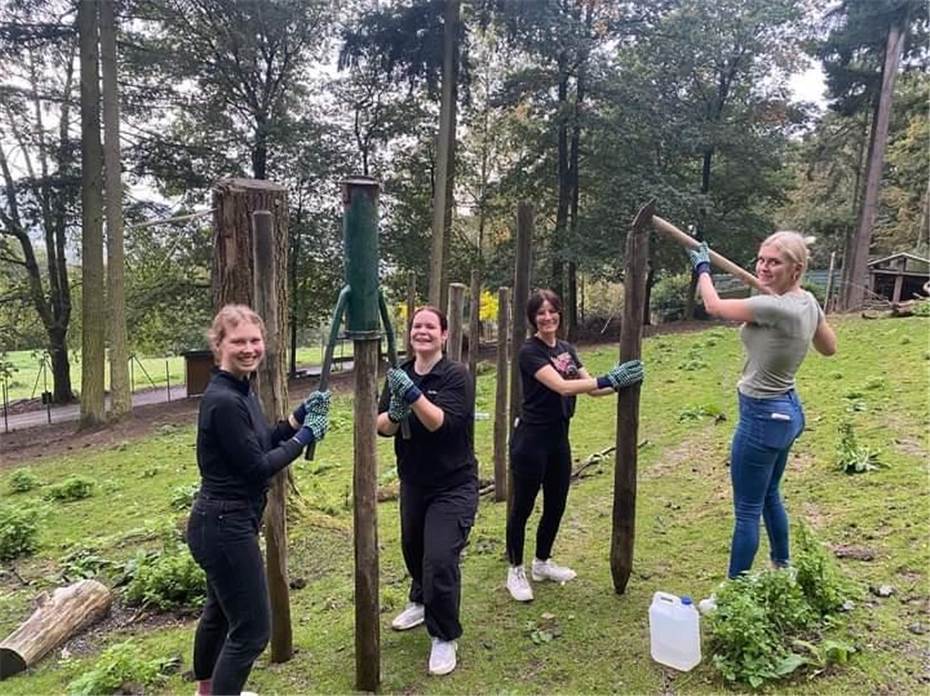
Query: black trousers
400,477,478,641
187,495,270,696
506,420,572,567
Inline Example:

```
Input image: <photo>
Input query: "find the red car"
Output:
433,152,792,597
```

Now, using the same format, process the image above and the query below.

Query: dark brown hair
412,305,448,331
526,289,562,330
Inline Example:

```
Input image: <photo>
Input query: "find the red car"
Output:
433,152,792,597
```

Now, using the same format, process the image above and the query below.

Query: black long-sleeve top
378,357,477,490
196,369,302,501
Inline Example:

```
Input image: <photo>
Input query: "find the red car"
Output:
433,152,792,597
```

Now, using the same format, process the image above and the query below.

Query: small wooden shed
868,252,930,303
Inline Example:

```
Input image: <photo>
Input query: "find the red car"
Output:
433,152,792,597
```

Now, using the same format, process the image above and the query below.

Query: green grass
1,316,927,694
0,344,358,401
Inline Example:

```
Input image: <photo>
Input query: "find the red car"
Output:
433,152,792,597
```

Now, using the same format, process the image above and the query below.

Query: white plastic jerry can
648,591,702,671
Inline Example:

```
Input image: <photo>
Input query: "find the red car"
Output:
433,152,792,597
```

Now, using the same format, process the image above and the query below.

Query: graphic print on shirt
550,351,579,379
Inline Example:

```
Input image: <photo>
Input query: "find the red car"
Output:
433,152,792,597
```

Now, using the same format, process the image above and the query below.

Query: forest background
0,0,927,419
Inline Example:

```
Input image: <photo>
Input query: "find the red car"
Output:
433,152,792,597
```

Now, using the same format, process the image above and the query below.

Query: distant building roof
868,252,929,268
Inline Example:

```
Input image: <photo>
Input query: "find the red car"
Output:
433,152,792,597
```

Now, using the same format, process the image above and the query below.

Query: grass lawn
0,315,927,694
1,344,357,402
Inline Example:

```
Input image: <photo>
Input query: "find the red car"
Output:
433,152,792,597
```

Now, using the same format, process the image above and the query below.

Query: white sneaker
428,637,457,676
391,602,425,630
506,565,534,602
698,595,717,615
531,557,577,583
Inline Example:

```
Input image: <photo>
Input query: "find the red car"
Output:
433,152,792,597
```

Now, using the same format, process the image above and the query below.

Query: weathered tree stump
0,580,111,679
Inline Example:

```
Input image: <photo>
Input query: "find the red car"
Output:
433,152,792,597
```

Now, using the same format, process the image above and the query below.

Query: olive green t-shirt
738,290,823,398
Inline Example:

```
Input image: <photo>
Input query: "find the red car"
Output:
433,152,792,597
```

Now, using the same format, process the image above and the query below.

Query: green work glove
387,367,422,405
292,390,331,445
687,241,711,276
387,392,411,424
597,359,645,391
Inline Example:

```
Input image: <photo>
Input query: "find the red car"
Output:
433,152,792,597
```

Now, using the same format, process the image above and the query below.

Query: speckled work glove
292,390,331,445
596,359,645,391
687,241,711,277
387,392,411,424
387,367,422,405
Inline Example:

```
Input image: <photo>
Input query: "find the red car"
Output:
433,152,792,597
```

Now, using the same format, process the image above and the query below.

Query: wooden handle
651,214,763,292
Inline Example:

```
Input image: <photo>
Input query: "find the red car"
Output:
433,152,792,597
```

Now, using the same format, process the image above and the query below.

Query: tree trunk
841,21,906,311
685,148,714,320
49,329,72,404
0,580,111,679
551,53,570,298
99,0,130,420
78,0,106,428
428,0,460,310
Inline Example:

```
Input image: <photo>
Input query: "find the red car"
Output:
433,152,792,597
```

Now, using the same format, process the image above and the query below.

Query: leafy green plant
66,640,179,695
8,468,40,494
59,545,118,582
524,613,563,645
169,483,199,511
0,504,39,561
793,523,852,616
912,298,930,317
678,403,726,422
44,476,95,502
708,526,854,688
835,421,883,474
123,548,206,611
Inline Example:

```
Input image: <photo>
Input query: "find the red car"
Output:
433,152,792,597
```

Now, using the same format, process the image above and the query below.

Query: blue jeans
728,390,805,578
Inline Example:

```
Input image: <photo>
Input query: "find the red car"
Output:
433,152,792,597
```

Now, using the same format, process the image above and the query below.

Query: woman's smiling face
409,309,447,357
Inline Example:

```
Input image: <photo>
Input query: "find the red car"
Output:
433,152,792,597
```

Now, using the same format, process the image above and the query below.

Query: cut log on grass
0,579,111,679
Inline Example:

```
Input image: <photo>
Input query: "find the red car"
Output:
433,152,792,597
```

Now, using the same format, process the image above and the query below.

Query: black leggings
506,420,572,567
187,496,269,695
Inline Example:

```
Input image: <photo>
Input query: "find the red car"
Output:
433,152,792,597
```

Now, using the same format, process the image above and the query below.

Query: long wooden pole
447,282,466,362
651,214,763,292
610,215,650,594
494,287,510,503
824,251,836,312
251,210,292,662
508,203,533,515
353,338,380,691
469,269,481,377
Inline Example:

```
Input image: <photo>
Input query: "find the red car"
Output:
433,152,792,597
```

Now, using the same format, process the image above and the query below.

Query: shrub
707,525,855,689
0,504,39,561
66,640,179,695
651,272,691,322
124,549,206,611
8,469,40,494
59,545,118,582
44,476,95,502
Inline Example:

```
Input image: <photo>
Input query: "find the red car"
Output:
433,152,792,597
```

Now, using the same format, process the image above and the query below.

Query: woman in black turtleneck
187,304,330,696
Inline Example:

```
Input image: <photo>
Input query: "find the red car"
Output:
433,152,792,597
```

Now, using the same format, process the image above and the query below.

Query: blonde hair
207,304,265,361
761,230,815,282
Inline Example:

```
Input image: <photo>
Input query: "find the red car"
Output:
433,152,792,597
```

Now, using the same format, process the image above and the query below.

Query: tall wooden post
494,287,510,503
468,270,481,376
211,179,291,654
508,203,533,514
824,251,836,313
447,283,466,362
610,204,651,594
251,211,292,662
342,177,381,692
405,271,416,359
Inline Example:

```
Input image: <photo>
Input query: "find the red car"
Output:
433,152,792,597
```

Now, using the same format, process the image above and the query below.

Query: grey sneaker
506,565,534,602
391,602,425,630
428,637,457,676
531,557,577,583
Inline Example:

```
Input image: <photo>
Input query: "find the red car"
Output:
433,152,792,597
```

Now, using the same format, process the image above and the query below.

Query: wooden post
468,269,481,376
405,270,416,359
447,283,467,362
508,203,533,514
353,337,380,691
494,287,510,503
824,251,836,312
1,580,111,679
610,205,651,594
251,210,292,663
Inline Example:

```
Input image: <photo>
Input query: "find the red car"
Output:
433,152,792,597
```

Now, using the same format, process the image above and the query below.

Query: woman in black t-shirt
505,290,644,602
376,306,478,676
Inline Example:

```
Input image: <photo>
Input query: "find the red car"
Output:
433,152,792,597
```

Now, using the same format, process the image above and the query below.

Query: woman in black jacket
377,305,478,677
188,304,330,696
